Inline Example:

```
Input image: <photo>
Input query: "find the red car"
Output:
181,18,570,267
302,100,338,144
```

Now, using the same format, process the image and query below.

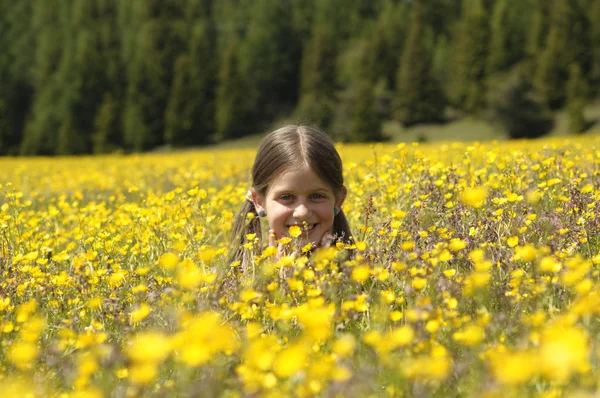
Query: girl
230,125,352,268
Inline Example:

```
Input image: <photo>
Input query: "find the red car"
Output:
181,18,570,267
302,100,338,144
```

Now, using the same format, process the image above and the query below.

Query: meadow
1,136,600,397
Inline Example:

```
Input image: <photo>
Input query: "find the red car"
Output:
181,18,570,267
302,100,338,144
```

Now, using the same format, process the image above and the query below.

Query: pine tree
394,1,445,126
21,0,66,155
295,0,343,130
238,0,301,123
487,0,508,74
526,0,550,59
121,0,186,151
368,0,408,90
534,26,564,108
348,79,383,142
489,67,554,139
0,0,35,154
333,38,383,142
589,0,600,92
432,36,449,94
165,16,215,146
215,34,253,140
534,0,591,108
92,93,117,154
566,63,587,134
503,0,536,66
450,0,489,113
23,0,123,154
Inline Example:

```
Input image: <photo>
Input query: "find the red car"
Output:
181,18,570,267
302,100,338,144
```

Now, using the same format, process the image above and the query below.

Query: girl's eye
280,194,293,201
311,193,326,200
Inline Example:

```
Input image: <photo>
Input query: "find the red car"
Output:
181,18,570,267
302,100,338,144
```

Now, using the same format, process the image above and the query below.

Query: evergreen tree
504,0,536,67
333,39,383,142
21,0,66,155
368,0,408,90
394,1,445,126
526,0,550,60
296,0,347,131
566,63,587,134
487,0,508,74
589,0,600,92
489,67,554,139
449,0,489,113
238,0,301,123
23,0,122,155
215,34,253,140
348,79,383,142
165,17,215,146
0,0,35,154
432,36,450,95
534,0,591,108
121,0,186,151
92,93,117,154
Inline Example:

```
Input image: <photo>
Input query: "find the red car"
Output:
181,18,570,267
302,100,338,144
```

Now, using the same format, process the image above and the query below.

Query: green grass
202,101,600,150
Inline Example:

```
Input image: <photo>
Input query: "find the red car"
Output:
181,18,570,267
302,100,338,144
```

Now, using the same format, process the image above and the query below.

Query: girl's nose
293,203,311,219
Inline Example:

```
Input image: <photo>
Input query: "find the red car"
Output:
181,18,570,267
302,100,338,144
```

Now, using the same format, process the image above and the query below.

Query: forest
0,0,598,155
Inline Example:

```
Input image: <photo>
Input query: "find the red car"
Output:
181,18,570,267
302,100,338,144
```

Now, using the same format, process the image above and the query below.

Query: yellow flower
443,269,456,277
115,367,129,379
0,296,10,311
460,186,488,208
452,324,485,347
411,277,427,290
581,183,593,194
449,238,467,252
515,244,537,262
240,289,262,302
526,190,542,204
157,252,179,271
274,342,308,378
8,341,39,369
242,335,278,371
351,265,371,283
127,332,172,364
173,313,239,367
176,258,203,290
87,297,102,310
438,249,453,262
488,349,538,385
3,322,14,333
333,334,356,358
130,303,152,324
507,236,519,248
538,256,562,273
539,325,589,382
289,225,302,238
402,352,452,382
401,241,415,251
388,325,414,348
425,319,440,333
355,241,367,251
129,362,159,385
296,303,335,341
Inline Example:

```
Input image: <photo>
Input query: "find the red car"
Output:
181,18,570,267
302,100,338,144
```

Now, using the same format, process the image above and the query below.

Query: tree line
0,0,599,155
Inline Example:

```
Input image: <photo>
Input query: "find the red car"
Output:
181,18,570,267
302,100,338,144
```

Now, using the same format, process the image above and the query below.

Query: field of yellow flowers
2,136,600,397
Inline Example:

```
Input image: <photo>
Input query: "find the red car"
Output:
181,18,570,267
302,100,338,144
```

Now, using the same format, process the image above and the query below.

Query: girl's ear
251,189,266,214
336,186,347,209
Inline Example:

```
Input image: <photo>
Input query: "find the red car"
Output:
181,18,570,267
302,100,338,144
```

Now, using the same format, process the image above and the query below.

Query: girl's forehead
268,166,331,191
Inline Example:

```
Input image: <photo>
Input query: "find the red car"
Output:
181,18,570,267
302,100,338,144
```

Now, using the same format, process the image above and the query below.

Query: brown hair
230,125,352,267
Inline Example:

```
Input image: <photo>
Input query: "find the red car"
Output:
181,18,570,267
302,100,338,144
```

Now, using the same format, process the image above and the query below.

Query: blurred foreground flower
460,187,488,208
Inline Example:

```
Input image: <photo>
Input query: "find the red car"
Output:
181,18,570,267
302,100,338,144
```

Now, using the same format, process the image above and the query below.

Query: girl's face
254,165,346,246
